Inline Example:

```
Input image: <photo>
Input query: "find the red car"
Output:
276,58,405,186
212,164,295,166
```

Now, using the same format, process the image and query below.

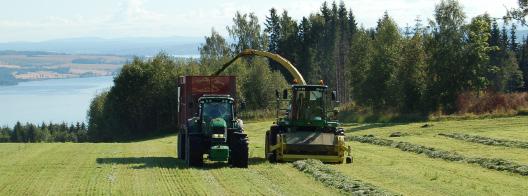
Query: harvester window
293,89,324,121
309,91,322,100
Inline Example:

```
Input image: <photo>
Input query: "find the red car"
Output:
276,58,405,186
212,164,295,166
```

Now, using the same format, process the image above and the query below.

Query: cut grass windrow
292,159,398,196
438,133,528,149
347,135,528,176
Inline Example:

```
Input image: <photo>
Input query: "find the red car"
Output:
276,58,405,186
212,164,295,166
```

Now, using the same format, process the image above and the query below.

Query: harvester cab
267,83,352,163
289,85,328,123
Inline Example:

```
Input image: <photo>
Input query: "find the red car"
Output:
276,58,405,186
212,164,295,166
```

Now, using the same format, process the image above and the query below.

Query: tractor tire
265,131,270,160
227,129,235,165
229,133,248,168
227,150,233,165
185,135,203,167
177,132,186,160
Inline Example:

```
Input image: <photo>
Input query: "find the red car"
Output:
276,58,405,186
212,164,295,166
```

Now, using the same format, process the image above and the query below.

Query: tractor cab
198,96,235,130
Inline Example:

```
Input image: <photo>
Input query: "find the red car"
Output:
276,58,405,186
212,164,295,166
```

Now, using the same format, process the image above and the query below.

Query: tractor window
293,89,324,121
202,101,233,123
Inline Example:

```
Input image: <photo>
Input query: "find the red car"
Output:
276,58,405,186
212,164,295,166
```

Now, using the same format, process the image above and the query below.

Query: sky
0,0,519,42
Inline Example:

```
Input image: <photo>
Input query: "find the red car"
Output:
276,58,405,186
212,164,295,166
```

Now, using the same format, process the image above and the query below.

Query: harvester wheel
185,135,203,167
346,157,353,164
266,127,280,163
230,133,248,168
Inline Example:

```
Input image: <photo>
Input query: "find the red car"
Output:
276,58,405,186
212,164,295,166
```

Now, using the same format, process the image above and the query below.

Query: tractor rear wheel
229,133,248,168
185,135,203,167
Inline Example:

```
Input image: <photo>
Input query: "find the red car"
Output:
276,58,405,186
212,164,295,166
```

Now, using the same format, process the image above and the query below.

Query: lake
0,76,114,126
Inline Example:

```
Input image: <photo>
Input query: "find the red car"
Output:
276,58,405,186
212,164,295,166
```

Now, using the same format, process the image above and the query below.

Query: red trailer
177,76,237,131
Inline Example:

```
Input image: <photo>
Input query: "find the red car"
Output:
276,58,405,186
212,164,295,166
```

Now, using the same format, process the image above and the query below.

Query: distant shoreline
0,74,115,86
15,72,115,81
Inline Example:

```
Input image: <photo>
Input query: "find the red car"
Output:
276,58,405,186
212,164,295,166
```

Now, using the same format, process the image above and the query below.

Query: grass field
0,117,527,195
340,116,528,195
0,121,340,195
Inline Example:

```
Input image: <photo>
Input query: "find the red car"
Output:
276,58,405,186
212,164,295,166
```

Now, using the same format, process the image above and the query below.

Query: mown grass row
292,159,397,196
438,133,528,149
347,135,528,176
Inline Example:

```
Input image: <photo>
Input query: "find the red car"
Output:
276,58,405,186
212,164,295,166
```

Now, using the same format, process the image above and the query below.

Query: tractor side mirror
275,90,280,99
331,91,337,101
283,89,288,99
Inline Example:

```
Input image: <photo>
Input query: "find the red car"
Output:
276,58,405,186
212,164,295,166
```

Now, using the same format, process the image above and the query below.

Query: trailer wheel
230,133,248,168
185,135,203,167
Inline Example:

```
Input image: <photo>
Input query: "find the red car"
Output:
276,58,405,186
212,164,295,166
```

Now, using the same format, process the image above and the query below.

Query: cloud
0,0,521,42
111,0,163,23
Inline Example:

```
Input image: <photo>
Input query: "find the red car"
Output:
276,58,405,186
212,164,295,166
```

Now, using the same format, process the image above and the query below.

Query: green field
1,117,527,195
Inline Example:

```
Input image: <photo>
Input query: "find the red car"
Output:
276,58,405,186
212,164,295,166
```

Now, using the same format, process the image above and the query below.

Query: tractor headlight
212,134,225,138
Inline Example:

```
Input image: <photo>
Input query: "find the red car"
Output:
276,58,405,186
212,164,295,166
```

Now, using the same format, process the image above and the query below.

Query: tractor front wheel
229,133,248,168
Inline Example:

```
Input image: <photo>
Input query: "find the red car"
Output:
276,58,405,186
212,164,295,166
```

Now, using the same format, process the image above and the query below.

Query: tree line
198,0,528,114
86,0,528,141
0,122,88,143
259,0,527,113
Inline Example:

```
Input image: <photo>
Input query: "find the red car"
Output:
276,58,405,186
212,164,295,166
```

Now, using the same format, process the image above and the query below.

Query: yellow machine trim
280,154,343,163
273,133,348,163
212,49,307,85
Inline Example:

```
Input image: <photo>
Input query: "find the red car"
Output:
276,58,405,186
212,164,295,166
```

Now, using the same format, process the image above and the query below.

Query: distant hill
0,51,129,84
0,36,203,56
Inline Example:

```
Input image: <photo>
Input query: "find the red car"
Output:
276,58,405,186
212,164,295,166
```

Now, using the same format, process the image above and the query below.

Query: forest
0,122,88,143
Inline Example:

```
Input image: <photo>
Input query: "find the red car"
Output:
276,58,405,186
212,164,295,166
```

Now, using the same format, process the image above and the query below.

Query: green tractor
177,76,248,168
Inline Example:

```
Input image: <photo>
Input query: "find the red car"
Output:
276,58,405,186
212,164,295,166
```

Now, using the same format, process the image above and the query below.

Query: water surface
0,76,114,126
